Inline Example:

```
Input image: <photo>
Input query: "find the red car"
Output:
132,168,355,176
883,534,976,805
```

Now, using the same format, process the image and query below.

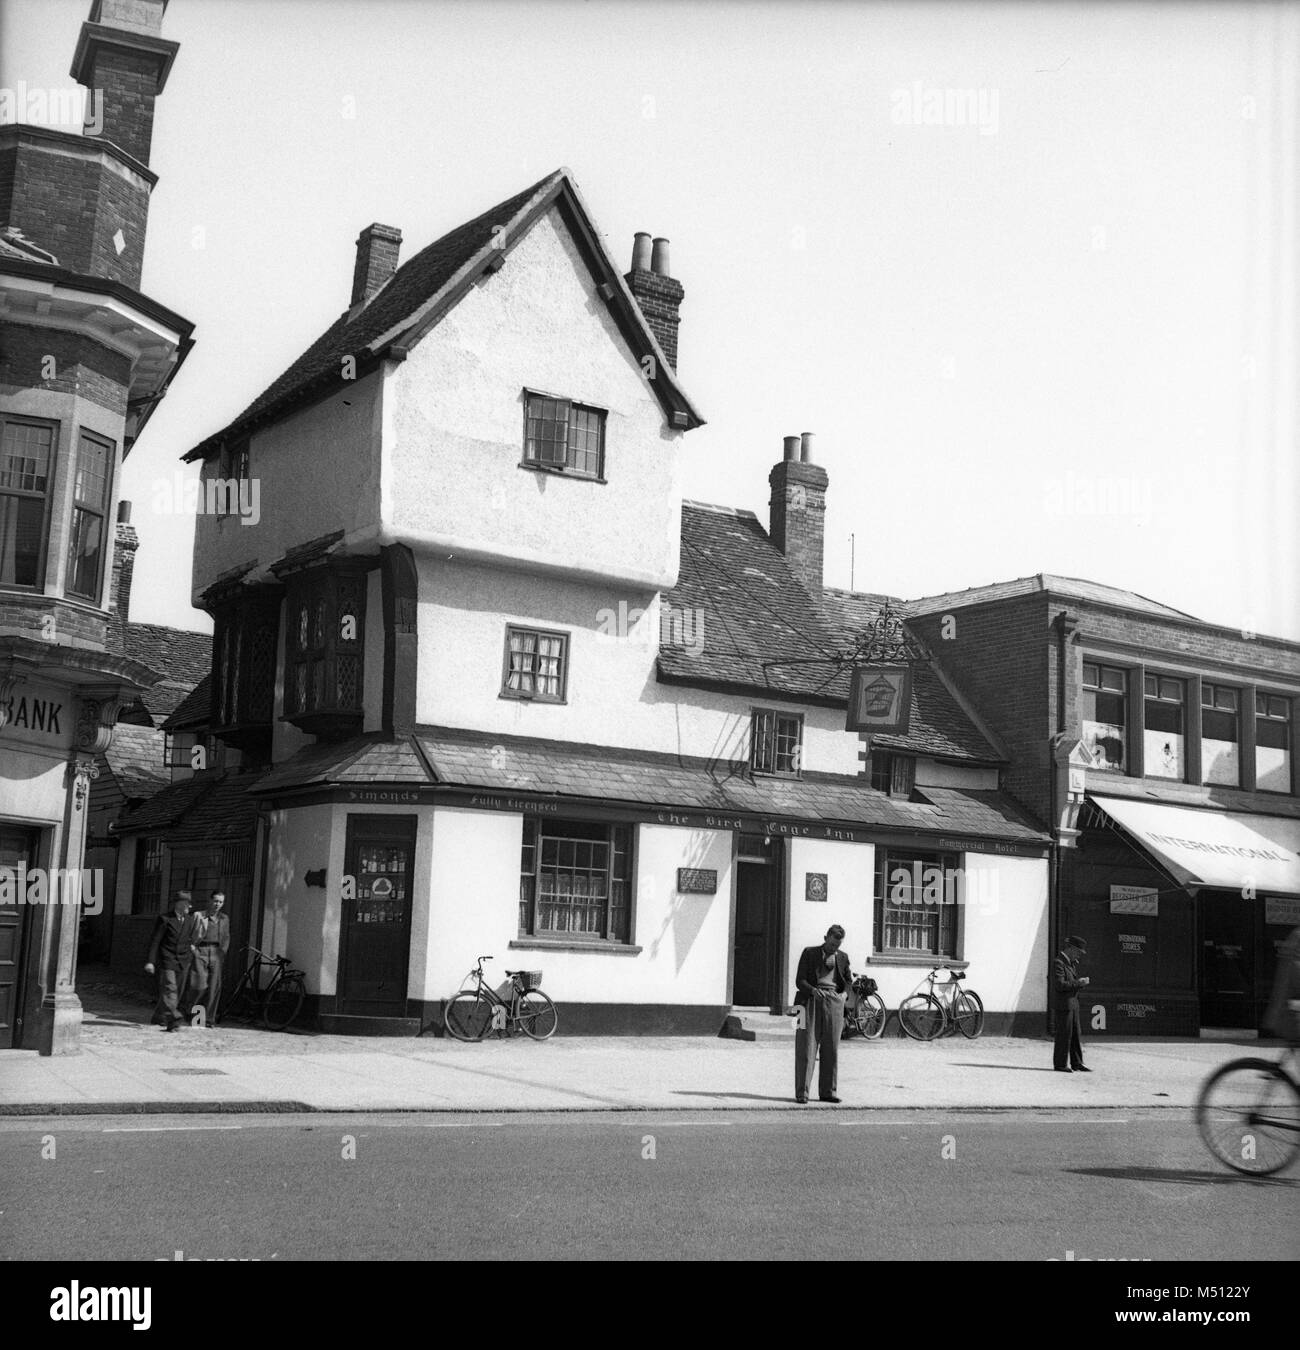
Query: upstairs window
1201,683,1240,787
1082,661,1126,771
523,392,605,478
164,732,225,773
870,752,916,797
1143,674,1186,781
502,625,568,702
211,591,280,752
0,416,55,589
284,568,366,733
66,431,114,601
214,440,251,516
1256,693,1292,794
751,709,803,776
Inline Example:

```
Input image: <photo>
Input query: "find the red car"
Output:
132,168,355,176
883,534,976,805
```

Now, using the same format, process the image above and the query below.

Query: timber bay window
284,567,366,736
0,416,55,588
874,848,960,958
751,708,803,776
1201,683,1240,787
522,392,606,478
519,818,632,942
502,626,568,702
1143,674,1186,781
66,431,114,600
1256,693,1293,793
1082,661,1126,771
211,591,280,751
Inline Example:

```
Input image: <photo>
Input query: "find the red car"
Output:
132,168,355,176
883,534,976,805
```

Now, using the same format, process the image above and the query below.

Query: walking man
1052,934,1092,1072
185,891,230,1026
145,892,195,1032
793,924,852,1104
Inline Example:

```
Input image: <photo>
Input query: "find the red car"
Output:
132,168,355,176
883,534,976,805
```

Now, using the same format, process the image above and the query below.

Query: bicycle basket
852,975,878,997
515,970,543,992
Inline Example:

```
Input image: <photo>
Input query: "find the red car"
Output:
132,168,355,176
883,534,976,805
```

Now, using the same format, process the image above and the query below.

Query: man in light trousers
793,924,852,1104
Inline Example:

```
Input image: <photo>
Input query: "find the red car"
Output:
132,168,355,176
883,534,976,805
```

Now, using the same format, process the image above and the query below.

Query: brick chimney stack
70,0,180,167
110,499,139,624
626,232,685,370
351,224,403,308
769,432,829,593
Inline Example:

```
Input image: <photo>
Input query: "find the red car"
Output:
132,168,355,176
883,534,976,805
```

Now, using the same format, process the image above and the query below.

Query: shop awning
1090,796,1300,895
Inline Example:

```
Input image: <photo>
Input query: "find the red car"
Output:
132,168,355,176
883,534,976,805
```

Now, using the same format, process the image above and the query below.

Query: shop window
1201,683,1240,787
870,752,915,797
132,836,165,915
874,849,959,957
1143,674,1186,781
1256,693,1292,794
0,415,55,589
66,431,114,601
284,567,365,736
1082,661,1127,771
502,626,568,702
522,392,605,478
751,708,803,776
519,817,631,942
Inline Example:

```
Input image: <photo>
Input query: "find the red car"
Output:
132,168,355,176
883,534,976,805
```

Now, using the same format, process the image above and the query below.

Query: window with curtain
873,849,960,957
502,625,568,702
519,817,631,941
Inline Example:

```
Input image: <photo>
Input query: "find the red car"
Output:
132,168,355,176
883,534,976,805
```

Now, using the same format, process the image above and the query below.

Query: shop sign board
1110,885,1158,916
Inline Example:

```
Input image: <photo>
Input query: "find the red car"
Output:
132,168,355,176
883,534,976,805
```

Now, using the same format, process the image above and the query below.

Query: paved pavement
0,967,1273,1115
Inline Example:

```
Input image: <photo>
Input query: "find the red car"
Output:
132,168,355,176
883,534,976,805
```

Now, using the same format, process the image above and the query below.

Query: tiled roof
108,620,211,726
166,770,268,845
161,674,211,732
118,773,221,834
100,724,169,801
659,503,1002,763
185,169,702,462
903,573,1197,620
250,734,433,795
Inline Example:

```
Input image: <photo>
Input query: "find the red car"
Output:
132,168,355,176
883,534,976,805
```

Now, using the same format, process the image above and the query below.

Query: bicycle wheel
444,991,493,1041
898,994,944,1041
516,990,558,1041
262,974,305,1030
1196,1057,1300,1176
857,992,887,1040
954,990,985,1039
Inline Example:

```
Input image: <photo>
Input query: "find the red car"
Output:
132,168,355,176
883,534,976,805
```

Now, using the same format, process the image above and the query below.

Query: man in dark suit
793,925,852,1104
145,892,196,1032
1052,934,1092,1072
185,891,231,1026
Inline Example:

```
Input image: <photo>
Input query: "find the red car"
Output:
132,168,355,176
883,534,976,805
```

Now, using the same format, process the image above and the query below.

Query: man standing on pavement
145,892,195,1032
1053,934,1092,1073
793,925,852,1104
185,891,230,1026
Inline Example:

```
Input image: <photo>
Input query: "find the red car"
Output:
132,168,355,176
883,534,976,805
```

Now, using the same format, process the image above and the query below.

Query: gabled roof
903,573,1198,620
185,168,703,462
161,673,211,732
658,503,1005,764
112,621,211,727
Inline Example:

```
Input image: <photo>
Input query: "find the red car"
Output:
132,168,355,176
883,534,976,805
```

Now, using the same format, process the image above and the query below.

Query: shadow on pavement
951,1063,1058,1072
672,1091,795,1103
1067,1165,1298,1189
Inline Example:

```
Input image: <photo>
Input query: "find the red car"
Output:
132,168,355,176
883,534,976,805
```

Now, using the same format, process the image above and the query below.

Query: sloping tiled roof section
659,504,1002,763
110,621,211,726
100,724,169,801
185,169,701,462
161,673,212,732
903,573,1197,620
166,770,269,845
819,589,1003,762
412,727,1046,842
250,734,434,795
117,772,222,834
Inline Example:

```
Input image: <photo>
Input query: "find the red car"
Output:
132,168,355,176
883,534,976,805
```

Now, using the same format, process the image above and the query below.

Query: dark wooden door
0,828,37,1048
338,817,416,1017
1199,892,1255,1028
733,861,773,1007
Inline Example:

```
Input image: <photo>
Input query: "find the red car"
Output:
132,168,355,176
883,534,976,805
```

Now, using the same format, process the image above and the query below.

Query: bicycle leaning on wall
444,955,558,1041
897,964,984,1040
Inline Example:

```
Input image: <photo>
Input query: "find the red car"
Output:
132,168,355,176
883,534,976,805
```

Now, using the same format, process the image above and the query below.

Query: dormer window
0,415,55,588
522,392,605,478
66,431,114,601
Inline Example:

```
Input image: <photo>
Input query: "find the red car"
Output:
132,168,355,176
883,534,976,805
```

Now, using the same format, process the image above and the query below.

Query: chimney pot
650,237,671,277
117,500,132,523
783,435,800,462
800,431,815,463
768,434,829,593
626,233,685,370
351,223,402,308
631,232,653,272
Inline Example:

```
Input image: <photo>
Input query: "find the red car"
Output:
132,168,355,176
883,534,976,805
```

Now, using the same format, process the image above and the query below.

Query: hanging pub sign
846,666,912,733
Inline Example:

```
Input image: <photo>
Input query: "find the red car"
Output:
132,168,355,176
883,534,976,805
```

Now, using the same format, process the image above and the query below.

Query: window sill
863,955,968,970
499,691,567,705
518,461,606,484
510,939,642,955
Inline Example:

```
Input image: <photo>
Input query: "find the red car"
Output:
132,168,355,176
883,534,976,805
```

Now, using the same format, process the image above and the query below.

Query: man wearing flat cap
1053,934,1092,1073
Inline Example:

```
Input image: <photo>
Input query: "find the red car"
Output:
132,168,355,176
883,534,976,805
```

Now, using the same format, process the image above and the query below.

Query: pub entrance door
338,816,417,1017
732,833,783,1010
1199,891,1255,1029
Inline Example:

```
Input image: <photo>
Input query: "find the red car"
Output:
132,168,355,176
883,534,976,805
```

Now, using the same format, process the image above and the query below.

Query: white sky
4,0,1298,641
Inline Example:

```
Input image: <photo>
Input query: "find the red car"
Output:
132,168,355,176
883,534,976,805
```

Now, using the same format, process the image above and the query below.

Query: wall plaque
805,872,829,902
677,868,717,894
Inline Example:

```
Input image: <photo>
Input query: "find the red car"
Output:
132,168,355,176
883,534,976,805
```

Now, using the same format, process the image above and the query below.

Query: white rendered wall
915,758,999,790
957,853,1049,1014
784,838,876,1005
